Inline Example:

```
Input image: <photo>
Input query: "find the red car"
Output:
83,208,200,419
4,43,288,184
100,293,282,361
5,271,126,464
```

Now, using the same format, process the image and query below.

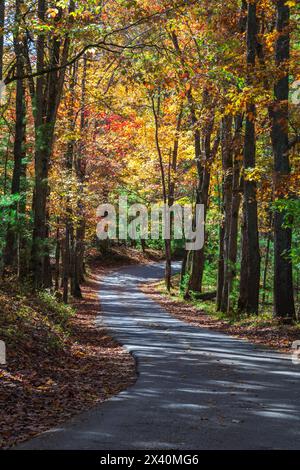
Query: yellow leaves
265,31,277,53
37,378,56,391
225,85,272,117
19,3,28,14
83,11,92,21
46,8,59,19
244,166,264,183
285,1,296,7
74,350,86,359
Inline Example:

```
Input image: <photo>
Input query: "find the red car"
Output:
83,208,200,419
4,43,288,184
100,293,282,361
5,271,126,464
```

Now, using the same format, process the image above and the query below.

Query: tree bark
270,0,295,320
238,199,249,311
223,115,243,313
4,0,26,270
188,103,219,295
217,225,225,311
240,0,261,314
0,0,4,81
220,115,233,312
75,56,88,287
31,1,73,288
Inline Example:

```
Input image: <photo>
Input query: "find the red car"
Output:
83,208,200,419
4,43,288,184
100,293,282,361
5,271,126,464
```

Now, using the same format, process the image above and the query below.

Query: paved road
18,263,300,450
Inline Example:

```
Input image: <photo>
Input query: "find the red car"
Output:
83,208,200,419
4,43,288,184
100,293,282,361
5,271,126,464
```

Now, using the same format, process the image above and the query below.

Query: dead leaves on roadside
0,269,136,449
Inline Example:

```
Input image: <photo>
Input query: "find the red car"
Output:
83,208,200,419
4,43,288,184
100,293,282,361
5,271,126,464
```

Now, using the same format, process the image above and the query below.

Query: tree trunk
0,0,4,81
75,56,88,287
4,0,26,270
224,115,243,313
270,0,295,320
31,1,72,288
54,223,60,292
188,101,219,295
220,115,233,312
241,0,261,314
238,200,249,311
180,249,188,286
30,0,49,287
63,225,70,304
217,225,225,311
262,229,271,305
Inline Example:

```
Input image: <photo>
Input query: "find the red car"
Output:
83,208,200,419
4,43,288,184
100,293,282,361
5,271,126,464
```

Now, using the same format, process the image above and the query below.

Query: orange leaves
46,8,59,19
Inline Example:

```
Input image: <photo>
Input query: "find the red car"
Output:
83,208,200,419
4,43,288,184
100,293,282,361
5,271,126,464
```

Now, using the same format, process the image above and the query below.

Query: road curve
18,263,300,450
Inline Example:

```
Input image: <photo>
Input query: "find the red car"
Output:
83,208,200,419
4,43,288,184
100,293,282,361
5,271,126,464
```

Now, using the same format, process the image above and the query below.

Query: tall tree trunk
0,0,4,82
240,0,261,314
238,201,249,311
4,0,26,270
62,224,70,304
64,62,78,301
186,93,202,293
75,56,88,287
31,1,73,288
223,115,243,313
262,229,272,305
188,102,219,295
270,0,295,320
31,0,48,287
217,225,225,311
220,115,233,312
152,94,182,292
54,223,60,292
171,31,213,295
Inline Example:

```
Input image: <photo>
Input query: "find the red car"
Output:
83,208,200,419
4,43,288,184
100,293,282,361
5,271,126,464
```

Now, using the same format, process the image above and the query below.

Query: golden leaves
46,8,59,19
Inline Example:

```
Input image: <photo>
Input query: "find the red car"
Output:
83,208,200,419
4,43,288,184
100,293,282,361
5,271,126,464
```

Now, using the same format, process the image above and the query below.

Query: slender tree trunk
31,0,48,287
64,63,78,301
170,32,212,296
186,97,202,293
0,0,4,82
238,200,249,311
270,0,295,320
54,223,60,292
188,106,219,295
31,1,72,288
43,207,52,288
240,0,261,314
217,225,225,311
63,224,70,304
262,230,271,305
180,249,188,286
220,115,233,312
151,96,182,292
75,56,88,287
224,115,243,313
4,0,26,270
166,105,183,292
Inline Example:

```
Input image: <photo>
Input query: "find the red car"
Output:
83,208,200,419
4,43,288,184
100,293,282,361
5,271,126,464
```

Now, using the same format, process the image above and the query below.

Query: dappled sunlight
18,263,300,450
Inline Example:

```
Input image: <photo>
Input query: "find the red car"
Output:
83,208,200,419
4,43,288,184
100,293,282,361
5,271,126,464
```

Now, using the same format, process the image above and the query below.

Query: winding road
19,263,300,450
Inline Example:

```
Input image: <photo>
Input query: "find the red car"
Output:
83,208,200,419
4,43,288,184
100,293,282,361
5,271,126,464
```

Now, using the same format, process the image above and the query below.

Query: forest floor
0,247,162,449
142,275,300,354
